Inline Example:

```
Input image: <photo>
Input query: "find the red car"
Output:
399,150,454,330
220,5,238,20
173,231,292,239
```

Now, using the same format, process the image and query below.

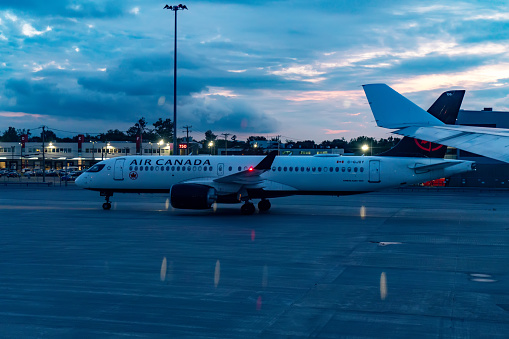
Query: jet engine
170,184,217,209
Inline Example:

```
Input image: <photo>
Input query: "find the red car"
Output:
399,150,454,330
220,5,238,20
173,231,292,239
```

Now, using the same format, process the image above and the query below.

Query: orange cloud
324,129,349,134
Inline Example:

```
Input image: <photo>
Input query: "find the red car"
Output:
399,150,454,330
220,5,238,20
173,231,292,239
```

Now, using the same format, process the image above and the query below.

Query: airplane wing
394,125,509,163
214,150,277,185
363,83,509,164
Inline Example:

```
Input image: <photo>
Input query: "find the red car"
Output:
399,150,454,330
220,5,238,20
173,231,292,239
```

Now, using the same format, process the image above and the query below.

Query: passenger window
129,166,133,171
272,166,276,171
330,167,333,172
295,167,299,172
145,166,149,171
278,167,282,172
150,166,154,171
347,167,351,172
312,167,316,172
306,167,310,172
176,166,180,171
204,166,207,171
193,166,196,171
335,167,339,172
140,166,144,171
182,166,186,171
198,167,202,171
188,166,191,171
324,167,328,172
209,166,213,171
354,167,358,172
229,166,232,171
360,167,364,172
301,167,304,172
135,166,139,171
284,167,287,172
171,166,175,171
342,167,346,172
238,166,242,171
160,166,164,171
289,167,293,172
155,166,159,171
318,167,322,172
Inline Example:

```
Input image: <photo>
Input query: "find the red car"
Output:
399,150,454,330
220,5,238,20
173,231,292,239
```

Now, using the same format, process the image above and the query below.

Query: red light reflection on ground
251,230,256,241
256,296,262,310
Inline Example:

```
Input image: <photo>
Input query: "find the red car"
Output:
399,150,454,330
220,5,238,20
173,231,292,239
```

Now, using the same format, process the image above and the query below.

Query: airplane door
114,159,125,180
369,160,380,183
217,163,224,176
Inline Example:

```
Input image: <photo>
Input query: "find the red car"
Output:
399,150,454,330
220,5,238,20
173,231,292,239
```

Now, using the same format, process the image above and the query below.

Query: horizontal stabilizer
363,84,444,129
410,161,460,172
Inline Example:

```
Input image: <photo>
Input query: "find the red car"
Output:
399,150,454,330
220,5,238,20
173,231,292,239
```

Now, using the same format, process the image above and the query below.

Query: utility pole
221,133,230,156
182,125,192,155
277,135,281,155
164,4,188,156
42,126,46,183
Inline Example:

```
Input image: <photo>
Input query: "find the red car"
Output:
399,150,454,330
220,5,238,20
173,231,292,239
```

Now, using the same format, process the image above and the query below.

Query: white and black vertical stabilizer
375,88,465,158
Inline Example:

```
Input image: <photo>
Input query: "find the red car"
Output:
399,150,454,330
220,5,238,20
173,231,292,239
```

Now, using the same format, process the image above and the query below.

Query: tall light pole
164,4,188,155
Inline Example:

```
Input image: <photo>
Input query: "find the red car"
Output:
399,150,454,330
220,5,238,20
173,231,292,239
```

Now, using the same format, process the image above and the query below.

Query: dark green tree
205,130,217,141
1,127,19,141
153,118,173,142
99,129,130,142
126,117,148,138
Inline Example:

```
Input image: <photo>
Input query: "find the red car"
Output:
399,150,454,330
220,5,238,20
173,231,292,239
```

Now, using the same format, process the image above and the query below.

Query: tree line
0,117,401,155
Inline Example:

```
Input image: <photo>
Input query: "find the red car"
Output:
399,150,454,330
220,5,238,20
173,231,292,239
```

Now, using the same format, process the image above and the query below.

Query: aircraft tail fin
363,84,444,129
376,89,465,158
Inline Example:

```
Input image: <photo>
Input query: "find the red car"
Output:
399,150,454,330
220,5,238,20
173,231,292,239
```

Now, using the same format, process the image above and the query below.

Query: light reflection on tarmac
1,186,509,337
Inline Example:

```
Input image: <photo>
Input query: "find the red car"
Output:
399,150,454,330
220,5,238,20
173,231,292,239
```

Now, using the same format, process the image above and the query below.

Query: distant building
0,141,174,170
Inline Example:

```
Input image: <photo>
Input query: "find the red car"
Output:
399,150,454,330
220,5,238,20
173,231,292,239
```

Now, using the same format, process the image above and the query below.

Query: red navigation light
248,167,254,172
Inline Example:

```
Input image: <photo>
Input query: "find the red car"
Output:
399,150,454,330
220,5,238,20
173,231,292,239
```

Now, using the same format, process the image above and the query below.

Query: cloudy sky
1,0,509,142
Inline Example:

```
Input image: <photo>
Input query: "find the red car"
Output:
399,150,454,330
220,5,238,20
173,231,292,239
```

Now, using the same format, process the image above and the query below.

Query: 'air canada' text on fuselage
129,158,212,166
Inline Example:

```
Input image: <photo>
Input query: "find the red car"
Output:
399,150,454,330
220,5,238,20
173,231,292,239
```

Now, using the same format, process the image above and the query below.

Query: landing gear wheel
241,202,256,215
258,199,271,212
102,202,112,210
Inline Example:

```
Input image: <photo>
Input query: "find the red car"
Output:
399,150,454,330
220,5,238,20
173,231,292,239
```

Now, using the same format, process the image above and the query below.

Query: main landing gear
258,199,271,212
240,199,271,215
101,192,112,210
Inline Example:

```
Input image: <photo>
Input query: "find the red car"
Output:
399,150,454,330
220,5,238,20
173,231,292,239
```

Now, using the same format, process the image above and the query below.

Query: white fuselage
75,155,474,198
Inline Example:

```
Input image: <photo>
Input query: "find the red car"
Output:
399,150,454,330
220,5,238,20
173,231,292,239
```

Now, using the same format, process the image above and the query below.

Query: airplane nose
75,173,86,188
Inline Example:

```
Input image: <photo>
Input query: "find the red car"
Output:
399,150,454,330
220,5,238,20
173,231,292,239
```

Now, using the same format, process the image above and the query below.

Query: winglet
254,150,278,170
362,84,444,129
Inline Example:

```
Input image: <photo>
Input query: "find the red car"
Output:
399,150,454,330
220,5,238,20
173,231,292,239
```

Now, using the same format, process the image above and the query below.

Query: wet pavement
1,186,508,337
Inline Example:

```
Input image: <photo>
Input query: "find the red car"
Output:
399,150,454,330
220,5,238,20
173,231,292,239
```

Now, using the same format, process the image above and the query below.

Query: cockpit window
87,164,105,173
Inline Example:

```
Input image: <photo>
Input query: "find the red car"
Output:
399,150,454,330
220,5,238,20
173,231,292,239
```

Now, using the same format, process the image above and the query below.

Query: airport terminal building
0,141,176,171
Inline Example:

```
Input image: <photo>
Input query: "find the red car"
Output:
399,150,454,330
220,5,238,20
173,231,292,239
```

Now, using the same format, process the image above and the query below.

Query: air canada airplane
363,83,509,164
75,91,474,215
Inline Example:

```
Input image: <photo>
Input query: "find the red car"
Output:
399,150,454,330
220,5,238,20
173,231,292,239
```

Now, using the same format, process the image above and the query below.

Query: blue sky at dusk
1,0,509,142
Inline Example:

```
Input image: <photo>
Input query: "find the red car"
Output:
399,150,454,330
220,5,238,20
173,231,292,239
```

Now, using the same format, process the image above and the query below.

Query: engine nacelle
170,184,217,209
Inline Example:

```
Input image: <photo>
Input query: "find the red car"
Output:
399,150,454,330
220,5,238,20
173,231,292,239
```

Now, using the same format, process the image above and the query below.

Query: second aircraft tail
376,89,465,158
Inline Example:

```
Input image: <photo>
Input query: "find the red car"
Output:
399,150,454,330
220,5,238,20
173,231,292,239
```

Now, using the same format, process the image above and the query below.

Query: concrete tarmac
1,186,509,338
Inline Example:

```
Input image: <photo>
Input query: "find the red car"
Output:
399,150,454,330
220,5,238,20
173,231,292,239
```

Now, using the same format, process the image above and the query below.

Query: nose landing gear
100,191,112,210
